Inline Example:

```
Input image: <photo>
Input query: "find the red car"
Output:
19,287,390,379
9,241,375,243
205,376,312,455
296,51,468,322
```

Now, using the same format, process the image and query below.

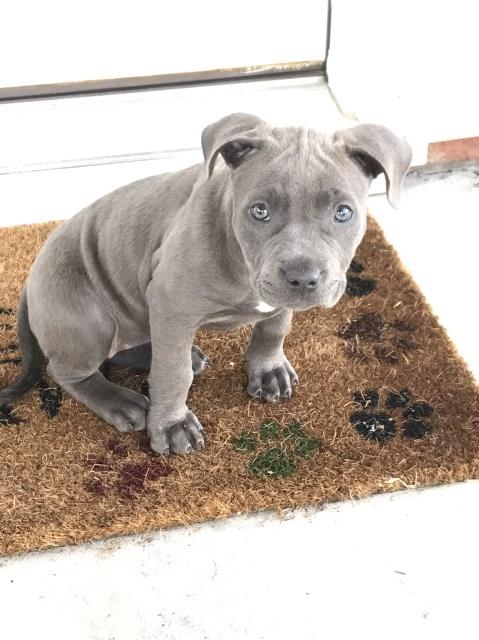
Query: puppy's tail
0,288,44,405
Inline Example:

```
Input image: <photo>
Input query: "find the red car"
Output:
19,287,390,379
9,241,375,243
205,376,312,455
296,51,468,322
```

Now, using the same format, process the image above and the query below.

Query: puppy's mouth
257,278,346,311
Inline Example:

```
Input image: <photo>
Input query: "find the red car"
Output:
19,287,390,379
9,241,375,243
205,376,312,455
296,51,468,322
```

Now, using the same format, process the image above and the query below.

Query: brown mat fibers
0,218,478,557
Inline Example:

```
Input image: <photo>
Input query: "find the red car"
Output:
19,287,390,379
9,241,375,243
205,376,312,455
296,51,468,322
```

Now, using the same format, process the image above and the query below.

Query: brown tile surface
428,137,479,163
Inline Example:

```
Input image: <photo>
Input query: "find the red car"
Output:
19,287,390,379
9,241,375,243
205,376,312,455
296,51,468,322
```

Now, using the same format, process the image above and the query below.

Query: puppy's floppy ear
201,113,267,179
335,124,412,208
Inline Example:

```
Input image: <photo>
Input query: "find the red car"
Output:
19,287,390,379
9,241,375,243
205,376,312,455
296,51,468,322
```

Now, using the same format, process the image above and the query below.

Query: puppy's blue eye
249,203,270,222
334,204,353,223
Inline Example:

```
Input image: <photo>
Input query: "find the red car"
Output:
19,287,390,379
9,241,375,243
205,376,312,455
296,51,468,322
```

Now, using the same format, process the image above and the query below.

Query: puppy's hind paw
191,345,210,376
107,391,149,432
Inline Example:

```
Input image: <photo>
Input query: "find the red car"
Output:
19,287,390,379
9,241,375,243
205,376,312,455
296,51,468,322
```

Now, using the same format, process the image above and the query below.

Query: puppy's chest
200,305,278,331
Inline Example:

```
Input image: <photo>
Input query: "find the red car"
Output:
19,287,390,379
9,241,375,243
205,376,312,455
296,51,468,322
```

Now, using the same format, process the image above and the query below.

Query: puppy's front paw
148,410,204,455
247,357,299,403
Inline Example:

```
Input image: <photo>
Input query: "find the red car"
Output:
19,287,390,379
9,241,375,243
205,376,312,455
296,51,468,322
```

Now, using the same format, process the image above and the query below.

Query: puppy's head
202,113,411,311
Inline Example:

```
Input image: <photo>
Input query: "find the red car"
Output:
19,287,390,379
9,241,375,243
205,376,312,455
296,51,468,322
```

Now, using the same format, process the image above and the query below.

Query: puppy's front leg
246,309,299,403
147,300,204,455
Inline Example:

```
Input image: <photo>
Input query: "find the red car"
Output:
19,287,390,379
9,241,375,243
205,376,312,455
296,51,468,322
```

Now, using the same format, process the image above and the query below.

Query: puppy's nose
283,262,321,292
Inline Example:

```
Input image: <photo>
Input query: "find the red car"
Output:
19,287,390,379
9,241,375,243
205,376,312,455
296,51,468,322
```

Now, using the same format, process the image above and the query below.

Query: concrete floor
0,83,478,638
1,481,478,640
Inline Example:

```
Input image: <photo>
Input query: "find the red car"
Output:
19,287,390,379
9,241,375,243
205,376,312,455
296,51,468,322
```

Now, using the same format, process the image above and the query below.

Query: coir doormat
0,218,478,557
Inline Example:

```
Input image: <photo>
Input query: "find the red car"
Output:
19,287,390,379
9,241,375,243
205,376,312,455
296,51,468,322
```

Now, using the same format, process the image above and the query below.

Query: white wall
327,0,479,163
0,0,328,87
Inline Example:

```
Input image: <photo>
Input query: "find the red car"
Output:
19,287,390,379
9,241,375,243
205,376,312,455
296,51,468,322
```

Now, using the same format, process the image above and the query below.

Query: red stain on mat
117,461,173,501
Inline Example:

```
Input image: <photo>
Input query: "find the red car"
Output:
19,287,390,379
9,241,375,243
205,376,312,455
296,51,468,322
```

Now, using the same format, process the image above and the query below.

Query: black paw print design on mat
82,437,173,500
0,308,18,364
338,312,418,364
0,340,21,366
0,403,25,425
346,259,376,298
35,378,63,418
349,388,434,442
0,308,26,424
0,307,15,336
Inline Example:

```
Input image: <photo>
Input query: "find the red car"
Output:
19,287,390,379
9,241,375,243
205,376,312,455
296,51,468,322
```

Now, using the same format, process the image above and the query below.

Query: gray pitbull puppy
0,113,411,454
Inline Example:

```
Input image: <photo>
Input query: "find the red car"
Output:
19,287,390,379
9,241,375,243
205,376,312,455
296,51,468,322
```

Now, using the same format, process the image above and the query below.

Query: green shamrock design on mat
232,419,322,477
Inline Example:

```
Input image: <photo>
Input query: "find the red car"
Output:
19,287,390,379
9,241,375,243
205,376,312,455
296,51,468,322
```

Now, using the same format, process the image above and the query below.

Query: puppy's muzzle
280,260,321,295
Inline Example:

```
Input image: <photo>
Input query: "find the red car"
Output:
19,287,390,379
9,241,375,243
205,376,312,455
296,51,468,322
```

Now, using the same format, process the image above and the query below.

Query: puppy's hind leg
53,368,149,432
107,343,209,376
30,291,149,433
107,343,152,372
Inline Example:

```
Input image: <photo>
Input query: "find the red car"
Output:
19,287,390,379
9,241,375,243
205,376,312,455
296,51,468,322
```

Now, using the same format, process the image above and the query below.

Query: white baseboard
0,77,349,174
